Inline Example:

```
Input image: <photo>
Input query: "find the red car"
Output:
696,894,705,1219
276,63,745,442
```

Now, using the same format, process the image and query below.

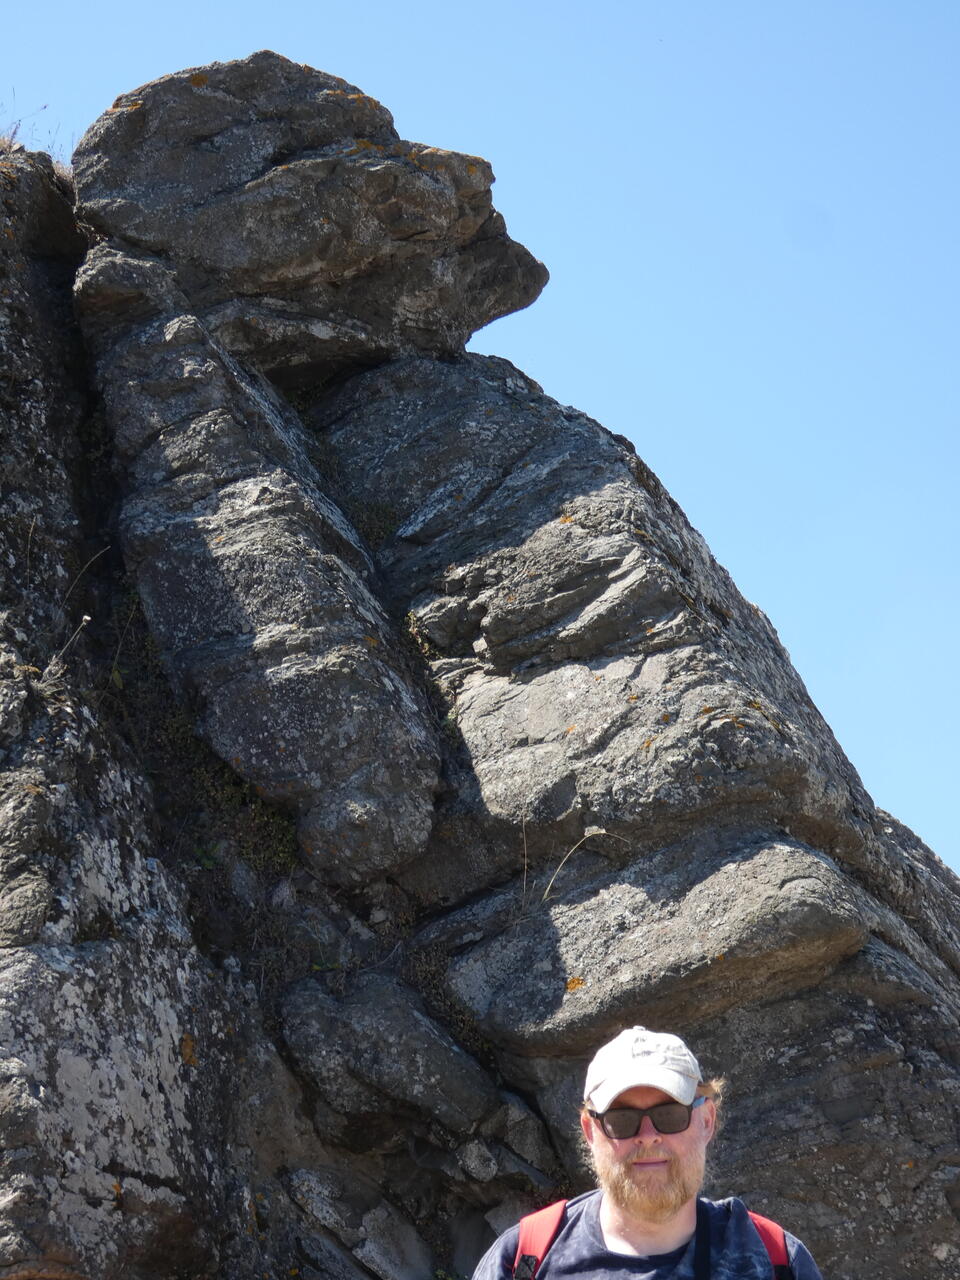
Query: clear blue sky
6,1,958,875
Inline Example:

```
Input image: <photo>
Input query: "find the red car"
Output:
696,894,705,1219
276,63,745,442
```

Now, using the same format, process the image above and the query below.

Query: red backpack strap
512,1200,568,1280
747,1211,792,1277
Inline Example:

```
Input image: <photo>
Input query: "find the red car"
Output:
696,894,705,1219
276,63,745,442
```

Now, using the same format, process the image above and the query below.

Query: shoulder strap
747,1210,792,1278
512,1199,568,1280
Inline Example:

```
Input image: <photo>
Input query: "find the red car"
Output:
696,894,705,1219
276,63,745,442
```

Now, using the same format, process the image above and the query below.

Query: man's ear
701,1099,717,1145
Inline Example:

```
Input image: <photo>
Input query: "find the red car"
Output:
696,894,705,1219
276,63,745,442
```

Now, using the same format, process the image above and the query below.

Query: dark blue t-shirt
471,1190,823,1280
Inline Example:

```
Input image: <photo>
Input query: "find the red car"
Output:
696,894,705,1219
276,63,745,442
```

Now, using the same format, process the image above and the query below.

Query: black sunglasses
588,1096,706,1139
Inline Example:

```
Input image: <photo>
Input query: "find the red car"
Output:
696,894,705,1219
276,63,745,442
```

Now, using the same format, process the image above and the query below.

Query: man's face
580,1085,716,1224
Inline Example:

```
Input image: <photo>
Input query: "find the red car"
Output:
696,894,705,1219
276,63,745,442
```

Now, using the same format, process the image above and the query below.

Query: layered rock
0,52,956,1280
307,355,874,901
0,138,513,1280
72,51,547,386
0,145,225,1279
74,244,441,886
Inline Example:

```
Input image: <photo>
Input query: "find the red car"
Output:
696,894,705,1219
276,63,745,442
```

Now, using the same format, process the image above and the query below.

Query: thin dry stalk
540,828,630,903
61,544,110,606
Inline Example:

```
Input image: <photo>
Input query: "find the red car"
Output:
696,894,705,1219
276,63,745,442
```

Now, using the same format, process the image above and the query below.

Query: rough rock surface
74,244,441,885
307,355,885,903
0,52,958,1280
73,51,547,386
0,144,227,1279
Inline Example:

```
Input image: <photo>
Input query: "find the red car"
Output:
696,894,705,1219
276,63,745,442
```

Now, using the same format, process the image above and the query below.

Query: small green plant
404,611,438,659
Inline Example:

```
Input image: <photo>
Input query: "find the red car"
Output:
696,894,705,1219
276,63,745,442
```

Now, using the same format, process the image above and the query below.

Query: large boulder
73,50,547,385
74,245,441,885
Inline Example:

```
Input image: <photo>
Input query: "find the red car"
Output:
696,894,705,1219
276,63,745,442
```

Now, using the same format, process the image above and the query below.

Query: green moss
348,497,399,549
96,587,307,1016
101,593,298,878
404,943,497,1073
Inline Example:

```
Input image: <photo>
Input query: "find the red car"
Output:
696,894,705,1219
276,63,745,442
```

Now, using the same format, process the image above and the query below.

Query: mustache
612,1146,678,1165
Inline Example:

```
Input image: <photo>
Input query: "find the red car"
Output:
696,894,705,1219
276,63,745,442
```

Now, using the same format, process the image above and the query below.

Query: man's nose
633,1114,661,1142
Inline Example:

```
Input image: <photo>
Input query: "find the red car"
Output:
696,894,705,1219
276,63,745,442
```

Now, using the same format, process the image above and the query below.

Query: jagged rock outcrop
72,51,547,386
305,354,889,904
1,52,958,1280
74,245,441,885
0,145,227,1279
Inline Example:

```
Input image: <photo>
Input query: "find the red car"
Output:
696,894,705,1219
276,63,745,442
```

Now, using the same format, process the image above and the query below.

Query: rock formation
0,51,957,1280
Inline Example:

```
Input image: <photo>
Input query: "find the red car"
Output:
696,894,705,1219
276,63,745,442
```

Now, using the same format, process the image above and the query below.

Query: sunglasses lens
601,1109,642,1139
650,1103,690,1133
598,1102,693,1138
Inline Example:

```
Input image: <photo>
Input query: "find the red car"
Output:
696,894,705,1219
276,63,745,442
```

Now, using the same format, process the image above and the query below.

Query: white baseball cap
583,1026,703,1110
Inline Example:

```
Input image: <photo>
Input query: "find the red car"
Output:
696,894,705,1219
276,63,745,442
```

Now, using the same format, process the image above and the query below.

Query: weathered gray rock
0,149,225,1278
306,350,960,1273
282,973,500,1140
2,58,959,1280
288,1164,433,1280
436,838,872,1051
713,952,960,1277
74,244,441,885
0,145,435,1280
0,147,85,663
306,356,886,902
73,51,547,385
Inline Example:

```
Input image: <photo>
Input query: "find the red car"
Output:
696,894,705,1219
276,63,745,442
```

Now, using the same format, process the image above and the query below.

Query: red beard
592,1141,706,1224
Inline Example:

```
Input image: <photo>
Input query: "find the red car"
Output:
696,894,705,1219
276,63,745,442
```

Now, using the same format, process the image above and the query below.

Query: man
472,1027,823,1280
